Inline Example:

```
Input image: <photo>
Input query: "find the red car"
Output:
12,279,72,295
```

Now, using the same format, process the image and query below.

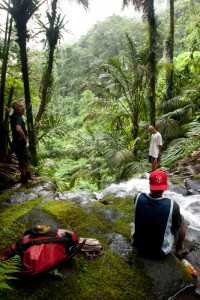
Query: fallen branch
168,174,196,180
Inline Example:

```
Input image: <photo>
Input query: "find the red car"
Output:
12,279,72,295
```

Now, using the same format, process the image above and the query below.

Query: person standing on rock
148,125,163,171
5,100,32,184
132,170,186,259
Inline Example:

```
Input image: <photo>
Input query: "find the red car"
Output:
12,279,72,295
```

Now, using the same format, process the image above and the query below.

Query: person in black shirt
6,100,32,183
132,170,186,259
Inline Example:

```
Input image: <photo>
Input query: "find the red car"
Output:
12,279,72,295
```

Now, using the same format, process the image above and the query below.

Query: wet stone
105,232,132,262
17,206,61,229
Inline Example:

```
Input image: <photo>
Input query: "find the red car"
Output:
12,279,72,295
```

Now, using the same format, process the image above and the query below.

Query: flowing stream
97,174,200,232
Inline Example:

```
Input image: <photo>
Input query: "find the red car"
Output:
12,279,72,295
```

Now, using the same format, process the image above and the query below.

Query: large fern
0,255,21,290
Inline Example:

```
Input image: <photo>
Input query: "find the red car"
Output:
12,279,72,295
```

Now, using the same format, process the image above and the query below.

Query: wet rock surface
137,254,192,300
168,178,200,196
169,150,200,178
105,232,132,263
18,206,61,229
185,179,200,195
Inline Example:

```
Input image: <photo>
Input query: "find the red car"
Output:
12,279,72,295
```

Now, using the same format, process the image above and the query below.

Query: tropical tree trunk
16,26,37,165
35,0,89,127
0,7,13,163
122,0,157,126
165,0,174,100
0,87,14,163
35,47,55,125
0,0,47,166
147,0,157,126
35,0,60,126
0,8,12,124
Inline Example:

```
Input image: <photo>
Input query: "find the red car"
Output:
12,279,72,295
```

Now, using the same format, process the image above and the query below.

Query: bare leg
20,166,27,176
19,165,30,183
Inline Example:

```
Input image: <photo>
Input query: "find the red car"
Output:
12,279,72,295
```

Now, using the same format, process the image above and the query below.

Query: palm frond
83,110,109,122
156,118,181,140
106,149,134,172
37,113,71,143
161,138,199,167
160,103,198,125
122,0,147,12
6,0,46,22
183,120,200,140
74,0,89,10
159,96,197,114
116,160,150,180
69,169,89,189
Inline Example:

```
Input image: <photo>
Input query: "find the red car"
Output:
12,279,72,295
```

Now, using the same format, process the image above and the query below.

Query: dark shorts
149,155,161,164
12,143,32,168
149,155,156,163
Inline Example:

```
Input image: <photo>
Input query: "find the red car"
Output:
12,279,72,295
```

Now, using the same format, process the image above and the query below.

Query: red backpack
1,226,82,276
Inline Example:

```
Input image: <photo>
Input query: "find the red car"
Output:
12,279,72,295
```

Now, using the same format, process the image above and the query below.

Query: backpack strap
23,225,58,238
66,238,86,261
14,236,72,256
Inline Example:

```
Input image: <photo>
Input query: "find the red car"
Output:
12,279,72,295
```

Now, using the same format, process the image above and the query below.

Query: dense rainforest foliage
0,0,200,192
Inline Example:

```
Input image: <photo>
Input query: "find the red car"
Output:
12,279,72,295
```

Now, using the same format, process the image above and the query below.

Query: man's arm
15,125,27,143
5,107,12,116
158,145,163,156
171,201,183,239
157,133,163,156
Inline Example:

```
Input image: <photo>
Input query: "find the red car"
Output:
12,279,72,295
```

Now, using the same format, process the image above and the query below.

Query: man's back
133,193,174,258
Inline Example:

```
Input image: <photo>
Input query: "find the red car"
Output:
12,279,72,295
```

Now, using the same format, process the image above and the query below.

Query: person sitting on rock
132,170,186,259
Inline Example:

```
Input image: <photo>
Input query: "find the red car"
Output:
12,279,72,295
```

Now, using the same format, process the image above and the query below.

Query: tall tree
165,0,174,100
122,0,157,126
0,3,13,163
87,34,149,143
34,0,65,127
0,1,13,124
34,0,89,127
0,0,45,166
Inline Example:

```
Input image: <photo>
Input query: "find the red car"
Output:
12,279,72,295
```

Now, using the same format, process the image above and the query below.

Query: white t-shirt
149,132,162,158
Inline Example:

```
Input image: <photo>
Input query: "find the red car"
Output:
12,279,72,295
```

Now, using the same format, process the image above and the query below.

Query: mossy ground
0,184,155,300
0,182,192,299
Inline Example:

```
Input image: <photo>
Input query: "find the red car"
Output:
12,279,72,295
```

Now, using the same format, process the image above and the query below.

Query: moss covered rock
0,180,195,300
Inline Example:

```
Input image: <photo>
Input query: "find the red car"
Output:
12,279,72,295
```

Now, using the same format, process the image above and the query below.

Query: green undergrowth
171,178,184,185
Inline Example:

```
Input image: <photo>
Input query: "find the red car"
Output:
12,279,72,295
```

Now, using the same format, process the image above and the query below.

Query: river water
98,174,200,232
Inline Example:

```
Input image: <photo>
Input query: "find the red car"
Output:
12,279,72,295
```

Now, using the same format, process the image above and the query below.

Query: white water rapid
98,174,200,232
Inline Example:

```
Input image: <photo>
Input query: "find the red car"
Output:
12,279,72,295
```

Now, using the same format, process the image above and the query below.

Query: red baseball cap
149,170,168,191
